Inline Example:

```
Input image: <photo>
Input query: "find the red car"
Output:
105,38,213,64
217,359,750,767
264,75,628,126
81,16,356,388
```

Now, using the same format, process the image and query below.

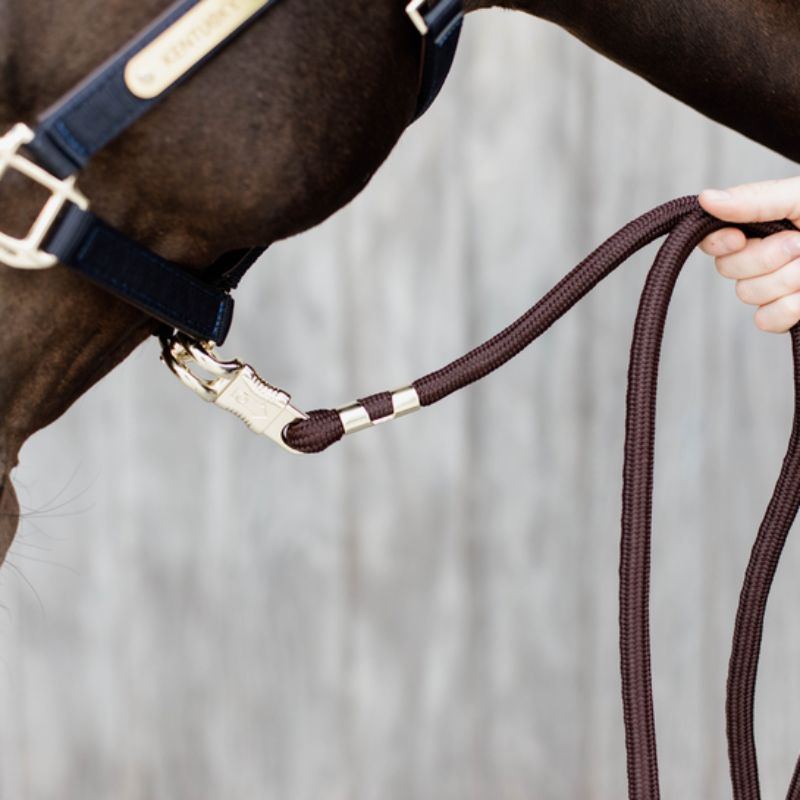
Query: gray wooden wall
3,10,800,800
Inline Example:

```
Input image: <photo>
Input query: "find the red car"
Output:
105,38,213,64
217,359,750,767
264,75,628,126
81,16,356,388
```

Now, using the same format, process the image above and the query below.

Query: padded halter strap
411,0,464,120
16,0,464,343
28,0,282,178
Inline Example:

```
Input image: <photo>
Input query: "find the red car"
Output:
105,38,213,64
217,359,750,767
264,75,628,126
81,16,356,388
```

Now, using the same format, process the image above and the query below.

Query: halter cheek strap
0,0,465,343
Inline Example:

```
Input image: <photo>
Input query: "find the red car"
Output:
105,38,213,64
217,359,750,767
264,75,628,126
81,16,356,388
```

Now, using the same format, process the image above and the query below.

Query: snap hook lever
160,333,308,454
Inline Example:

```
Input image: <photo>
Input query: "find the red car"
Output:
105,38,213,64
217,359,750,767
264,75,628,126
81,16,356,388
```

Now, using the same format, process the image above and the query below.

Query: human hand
699,179,800,333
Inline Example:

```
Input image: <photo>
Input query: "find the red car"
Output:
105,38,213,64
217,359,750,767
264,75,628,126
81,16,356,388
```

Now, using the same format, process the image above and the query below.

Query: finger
736,258,800,306
715,230,800,280
753,292,800,333
698,228,747,256
699,178,800,224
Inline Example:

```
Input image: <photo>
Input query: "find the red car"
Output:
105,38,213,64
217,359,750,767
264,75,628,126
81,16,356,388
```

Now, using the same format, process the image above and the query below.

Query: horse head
0,0,491,562
2,0,800,567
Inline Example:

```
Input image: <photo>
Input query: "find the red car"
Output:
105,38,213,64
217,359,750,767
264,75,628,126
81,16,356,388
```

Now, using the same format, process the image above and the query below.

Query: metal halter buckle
160,333,308,454
0,123,89,270
406,0,432,35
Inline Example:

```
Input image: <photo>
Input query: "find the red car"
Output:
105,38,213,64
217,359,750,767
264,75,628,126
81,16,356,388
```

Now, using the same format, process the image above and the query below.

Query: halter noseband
0,0,464,342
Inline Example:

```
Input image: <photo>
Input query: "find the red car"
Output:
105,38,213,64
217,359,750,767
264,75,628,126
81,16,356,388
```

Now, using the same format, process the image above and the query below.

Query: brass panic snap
160,333,309,454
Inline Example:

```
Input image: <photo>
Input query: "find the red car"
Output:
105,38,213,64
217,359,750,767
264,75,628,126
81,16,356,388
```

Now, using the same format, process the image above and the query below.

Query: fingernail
703,189,732,202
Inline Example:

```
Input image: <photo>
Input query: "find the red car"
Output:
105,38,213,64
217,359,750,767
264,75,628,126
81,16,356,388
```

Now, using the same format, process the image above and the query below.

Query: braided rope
283,197,800,798
285,197,700,452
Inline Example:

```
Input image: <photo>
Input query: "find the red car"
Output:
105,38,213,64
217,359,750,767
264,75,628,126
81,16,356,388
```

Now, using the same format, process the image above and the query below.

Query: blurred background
3,8,800,800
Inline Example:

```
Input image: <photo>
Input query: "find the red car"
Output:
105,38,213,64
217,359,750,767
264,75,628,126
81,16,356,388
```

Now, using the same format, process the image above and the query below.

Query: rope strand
282,197,800,799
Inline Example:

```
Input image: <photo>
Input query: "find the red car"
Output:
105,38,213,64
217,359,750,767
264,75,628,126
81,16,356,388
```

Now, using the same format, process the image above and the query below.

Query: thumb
699,177,800,224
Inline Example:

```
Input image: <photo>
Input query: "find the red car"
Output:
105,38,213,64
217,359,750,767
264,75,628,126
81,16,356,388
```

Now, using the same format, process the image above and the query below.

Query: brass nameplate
124,0,271,99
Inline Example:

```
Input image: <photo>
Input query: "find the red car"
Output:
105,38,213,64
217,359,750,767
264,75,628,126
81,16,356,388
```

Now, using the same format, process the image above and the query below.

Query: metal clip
160,334,308,454
0,124,89,270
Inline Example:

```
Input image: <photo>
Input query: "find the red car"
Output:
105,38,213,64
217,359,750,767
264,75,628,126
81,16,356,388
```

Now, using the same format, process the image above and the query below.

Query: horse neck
503,0,800,165
0,4,9,114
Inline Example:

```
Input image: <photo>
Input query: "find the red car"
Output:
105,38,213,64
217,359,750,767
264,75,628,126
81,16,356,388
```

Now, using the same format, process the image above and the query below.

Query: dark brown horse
1,0,799,568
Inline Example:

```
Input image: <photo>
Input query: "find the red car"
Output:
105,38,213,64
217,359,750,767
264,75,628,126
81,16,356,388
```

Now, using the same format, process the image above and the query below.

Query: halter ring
406,0,432,35
0,124,89,270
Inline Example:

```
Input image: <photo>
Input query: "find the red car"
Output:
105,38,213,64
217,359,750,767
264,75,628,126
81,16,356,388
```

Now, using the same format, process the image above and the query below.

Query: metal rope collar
0,0,464,341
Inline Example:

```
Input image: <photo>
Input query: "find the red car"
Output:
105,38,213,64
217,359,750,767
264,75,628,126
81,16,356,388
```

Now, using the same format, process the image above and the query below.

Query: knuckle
748,183,771,218
781,293,800,317
780,260,800,292
754,313,771,332
775,232,800,260
715,256,733,277
735,280,752,303
699,235,719,254
747,179,779,199
759,237,787,270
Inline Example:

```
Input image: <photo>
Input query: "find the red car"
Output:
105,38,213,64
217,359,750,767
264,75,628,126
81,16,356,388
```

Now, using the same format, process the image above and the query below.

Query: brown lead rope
166,197,800,797
724,324,800,800
726,322,800,800
281,197,800,799
284,197,703,454
620,208,799,800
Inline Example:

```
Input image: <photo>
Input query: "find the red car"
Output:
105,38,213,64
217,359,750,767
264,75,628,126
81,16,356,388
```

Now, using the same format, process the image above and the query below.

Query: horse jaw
0,424,21,567
0,473,19,567
0,262,154,565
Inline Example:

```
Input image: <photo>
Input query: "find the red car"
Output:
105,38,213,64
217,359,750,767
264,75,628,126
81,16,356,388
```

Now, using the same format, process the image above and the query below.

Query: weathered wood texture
3,11,800,800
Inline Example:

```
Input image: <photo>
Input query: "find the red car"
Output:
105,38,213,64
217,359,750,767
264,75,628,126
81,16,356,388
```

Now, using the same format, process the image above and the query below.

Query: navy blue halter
17,0,464,343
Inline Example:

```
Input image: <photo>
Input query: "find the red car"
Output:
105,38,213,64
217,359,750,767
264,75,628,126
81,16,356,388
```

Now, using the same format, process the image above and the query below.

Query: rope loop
281,197,800,800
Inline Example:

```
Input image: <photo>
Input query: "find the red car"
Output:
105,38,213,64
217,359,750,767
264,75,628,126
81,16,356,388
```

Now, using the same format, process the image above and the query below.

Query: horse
3,3,791,796
1,0,799,558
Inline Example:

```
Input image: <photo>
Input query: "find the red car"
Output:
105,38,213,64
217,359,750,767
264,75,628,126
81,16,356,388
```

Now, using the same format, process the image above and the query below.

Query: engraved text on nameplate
124,0,271,99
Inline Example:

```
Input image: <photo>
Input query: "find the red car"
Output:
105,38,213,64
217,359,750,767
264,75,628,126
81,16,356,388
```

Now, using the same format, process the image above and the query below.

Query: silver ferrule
337,386,421,437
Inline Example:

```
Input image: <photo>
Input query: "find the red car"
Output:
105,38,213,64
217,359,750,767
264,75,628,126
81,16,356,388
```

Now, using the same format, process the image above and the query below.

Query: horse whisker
4,560,46,616
6,551,78,576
